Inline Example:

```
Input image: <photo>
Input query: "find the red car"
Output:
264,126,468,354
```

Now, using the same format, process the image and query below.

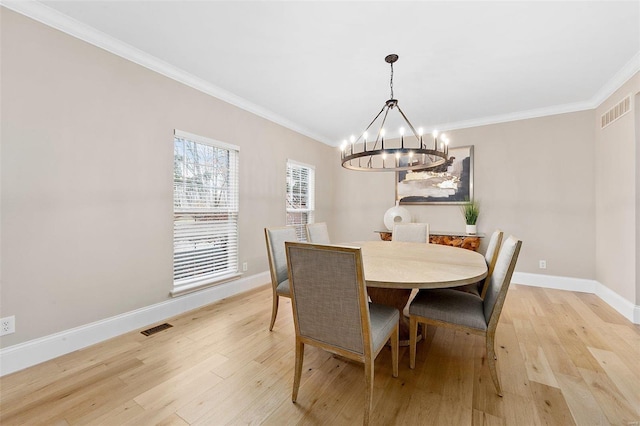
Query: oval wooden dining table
349,240,488,344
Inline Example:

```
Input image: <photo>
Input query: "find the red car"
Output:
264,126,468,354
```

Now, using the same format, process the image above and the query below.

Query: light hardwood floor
1,284,639,425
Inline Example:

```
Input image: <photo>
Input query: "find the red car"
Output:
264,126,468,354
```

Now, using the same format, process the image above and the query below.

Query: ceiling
8,1,640,146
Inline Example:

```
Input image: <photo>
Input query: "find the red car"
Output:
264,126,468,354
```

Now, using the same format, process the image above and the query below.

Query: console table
375,230,485,251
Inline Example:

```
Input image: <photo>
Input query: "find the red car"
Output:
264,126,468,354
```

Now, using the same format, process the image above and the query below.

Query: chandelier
341,54,453,172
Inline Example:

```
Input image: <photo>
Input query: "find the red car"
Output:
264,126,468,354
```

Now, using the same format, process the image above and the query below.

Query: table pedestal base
368,287,420,346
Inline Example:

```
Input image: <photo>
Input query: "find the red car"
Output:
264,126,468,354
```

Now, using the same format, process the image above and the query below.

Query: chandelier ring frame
340,53,453,173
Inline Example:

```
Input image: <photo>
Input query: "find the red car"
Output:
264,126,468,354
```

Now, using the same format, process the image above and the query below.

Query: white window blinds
286,160,315,241
173,130,239,295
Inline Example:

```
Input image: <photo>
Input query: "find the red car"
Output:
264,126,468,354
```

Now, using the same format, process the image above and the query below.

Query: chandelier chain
389,62,394,99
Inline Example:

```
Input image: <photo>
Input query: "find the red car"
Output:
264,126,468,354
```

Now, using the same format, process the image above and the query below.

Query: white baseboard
512,272,597,293
593,281,640,325
513,272,639,324
2,271,637,376
0,271,270,377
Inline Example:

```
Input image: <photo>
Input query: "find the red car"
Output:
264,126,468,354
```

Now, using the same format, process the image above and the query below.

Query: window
286,160,315,241
173,130,239,295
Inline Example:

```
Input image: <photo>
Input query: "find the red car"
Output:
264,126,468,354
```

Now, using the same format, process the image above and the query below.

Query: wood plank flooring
1,284,639,425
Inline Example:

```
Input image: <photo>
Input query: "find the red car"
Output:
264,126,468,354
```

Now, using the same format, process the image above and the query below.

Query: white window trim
286,159,315,241
175,129,240,153
172,129,241,297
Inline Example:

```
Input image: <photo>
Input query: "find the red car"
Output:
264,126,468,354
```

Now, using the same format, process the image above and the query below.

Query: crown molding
2,1,639,147
590,51,640,108
431,100,596,133
0,0,332,146
433,50,639,134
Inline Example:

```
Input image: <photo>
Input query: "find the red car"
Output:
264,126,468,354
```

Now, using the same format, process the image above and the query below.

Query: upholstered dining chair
305,222,330,244
392,223,430,243
452,229,503,298
285,242,399,425
478,229,504,298
408,235,522,396
264,226,298,331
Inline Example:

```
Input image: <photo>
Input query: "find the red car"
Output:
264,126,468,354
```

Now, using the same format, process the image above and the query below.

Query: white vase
383,201,411,231
465,224,477,235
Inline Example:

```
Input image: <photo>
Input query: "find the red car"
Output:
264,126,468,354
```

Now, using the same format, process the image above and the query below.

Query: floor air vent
141,323,173,336
601,95,631,129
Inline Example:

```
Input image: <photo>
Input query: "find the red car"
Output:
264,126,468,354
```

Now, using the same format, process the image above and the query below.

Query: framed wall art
396,145,474,205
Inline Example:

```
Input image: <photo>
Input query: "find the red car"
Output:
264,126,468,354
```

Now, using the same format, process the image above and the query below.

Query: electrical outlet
539,260,547,269
1,316,15,336
242,262,248,272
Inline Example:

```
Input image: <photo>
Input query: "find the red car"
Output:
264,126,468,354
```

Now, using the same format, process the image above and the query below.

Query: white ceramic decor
384,201,411,231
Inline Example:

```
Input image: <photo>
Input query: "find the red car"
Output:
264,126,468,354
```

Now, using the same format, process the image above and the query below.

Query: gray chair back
306,222,330,244
286,243,370,355
484,230,504,269
479,230,504,298
483,236,522,326
265,227,299,285
392,223,430,243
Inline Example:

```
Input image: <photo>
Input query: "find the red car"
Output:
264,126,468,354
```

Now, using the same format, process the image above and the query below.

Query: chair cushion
409,289,487,331
369,303,400,352
276,279,290,296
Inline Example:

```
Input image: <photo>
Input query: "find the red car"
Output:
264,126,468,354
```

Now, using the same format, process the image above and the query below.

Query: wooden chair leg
486,333,502,397
391,325,399,378
409,316,417,369
363,358,374,426
292,340,304,402
269,293,279,331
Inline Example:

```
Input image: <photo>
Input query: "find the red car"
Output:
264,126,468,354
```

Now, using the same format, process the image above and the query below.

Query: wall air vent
601,95,631,129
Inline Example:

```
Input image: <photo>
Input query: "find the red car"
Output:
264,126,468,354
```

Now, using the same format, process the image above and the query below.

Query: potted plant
461,199,479,234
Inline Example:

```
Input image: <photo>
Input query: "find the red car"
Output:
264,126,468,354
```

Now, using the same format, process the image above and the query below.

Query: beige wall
594,73,639,304
0,10,334,347
334,111,597,279
2,8,638,352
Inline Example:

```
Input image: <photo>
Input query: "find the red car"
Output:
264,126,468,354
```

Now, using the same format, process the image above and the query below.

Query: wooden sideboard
375,230,485,252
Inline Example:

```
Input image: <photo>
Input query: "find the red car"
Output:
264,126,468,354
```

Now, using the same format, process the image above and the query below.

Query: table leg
367,287,420,346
